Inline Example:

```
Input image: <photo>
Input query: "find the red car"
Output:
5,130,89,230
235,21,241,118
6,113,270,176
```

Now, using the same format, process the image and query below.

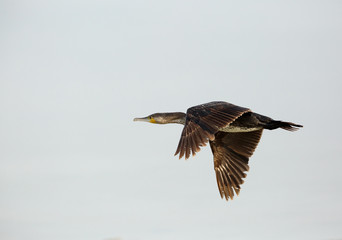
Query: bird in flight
134,101,302,201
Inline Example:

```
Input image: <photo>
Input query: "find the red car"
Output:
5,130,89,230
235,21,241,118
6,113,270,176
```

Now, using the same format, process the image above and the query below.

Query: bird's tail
264,120,303,132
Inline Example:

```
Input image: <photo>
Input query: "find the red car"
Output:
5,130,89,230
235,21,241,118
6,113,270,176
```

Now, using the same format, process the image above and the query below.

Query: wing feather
175,102,250,159
210,129,263,201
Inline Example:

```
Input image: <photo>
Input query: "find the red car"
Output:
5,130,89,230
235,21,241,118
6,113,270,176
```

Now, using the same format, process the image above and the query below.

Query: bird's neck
164,112,186,125
171,117,186,125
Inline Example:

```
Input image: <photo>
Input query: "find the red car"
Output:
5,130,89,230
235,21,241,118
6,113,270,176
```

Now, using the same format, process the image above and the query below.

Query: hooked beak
133,117,150,122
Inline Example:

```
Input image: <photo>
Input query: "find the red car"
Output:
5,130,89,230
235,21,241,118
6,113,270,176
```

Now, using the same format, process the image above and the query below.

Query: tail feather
264,121,303,132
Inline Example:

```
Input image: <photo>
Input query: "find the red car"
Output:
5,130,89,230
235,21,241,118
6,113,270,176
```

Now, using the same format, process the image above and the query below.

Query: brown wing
175,101,250,159
209,129,263,201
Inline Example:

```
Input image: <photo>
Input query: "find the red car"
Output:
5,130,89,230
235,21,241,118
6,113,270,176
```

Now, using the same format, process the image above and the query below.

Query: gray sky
1,1,342,240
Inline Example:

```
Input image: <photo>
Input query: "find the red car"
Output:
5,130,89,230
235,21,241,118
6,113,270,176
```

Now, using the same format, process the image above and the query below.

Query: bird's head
133,113,164,124
133,112,186,124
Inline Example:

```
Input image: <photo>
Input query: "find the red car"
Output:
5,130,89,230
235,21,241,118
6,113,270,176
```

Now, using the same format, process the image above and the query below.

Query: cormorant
134,101,302,201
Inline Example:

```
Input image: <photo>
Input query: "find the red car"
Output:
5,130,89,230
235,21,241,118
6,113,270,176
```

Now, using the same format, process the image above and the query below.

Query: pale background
1,1,341,240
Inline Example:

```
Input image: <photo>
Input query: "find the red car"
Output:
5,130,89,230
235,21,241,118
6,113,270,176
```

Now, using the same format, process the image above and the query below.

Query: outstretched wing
175,101,250,159
210,129,263,201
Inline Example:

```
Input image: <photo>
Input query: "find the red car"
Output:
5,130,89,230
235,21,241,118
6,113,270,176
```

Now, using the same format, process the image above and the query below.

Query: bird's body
134,101,302,201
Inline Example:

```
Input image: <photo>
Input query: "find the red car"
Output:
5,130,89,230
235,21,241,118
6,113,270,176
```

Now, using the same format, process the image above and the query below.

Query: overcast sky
1,1,342,240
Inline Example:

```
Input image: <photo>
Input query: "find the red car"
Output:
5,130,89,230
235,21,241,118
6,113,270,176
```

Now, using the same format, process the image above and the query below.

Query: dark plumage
134,101,302,201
